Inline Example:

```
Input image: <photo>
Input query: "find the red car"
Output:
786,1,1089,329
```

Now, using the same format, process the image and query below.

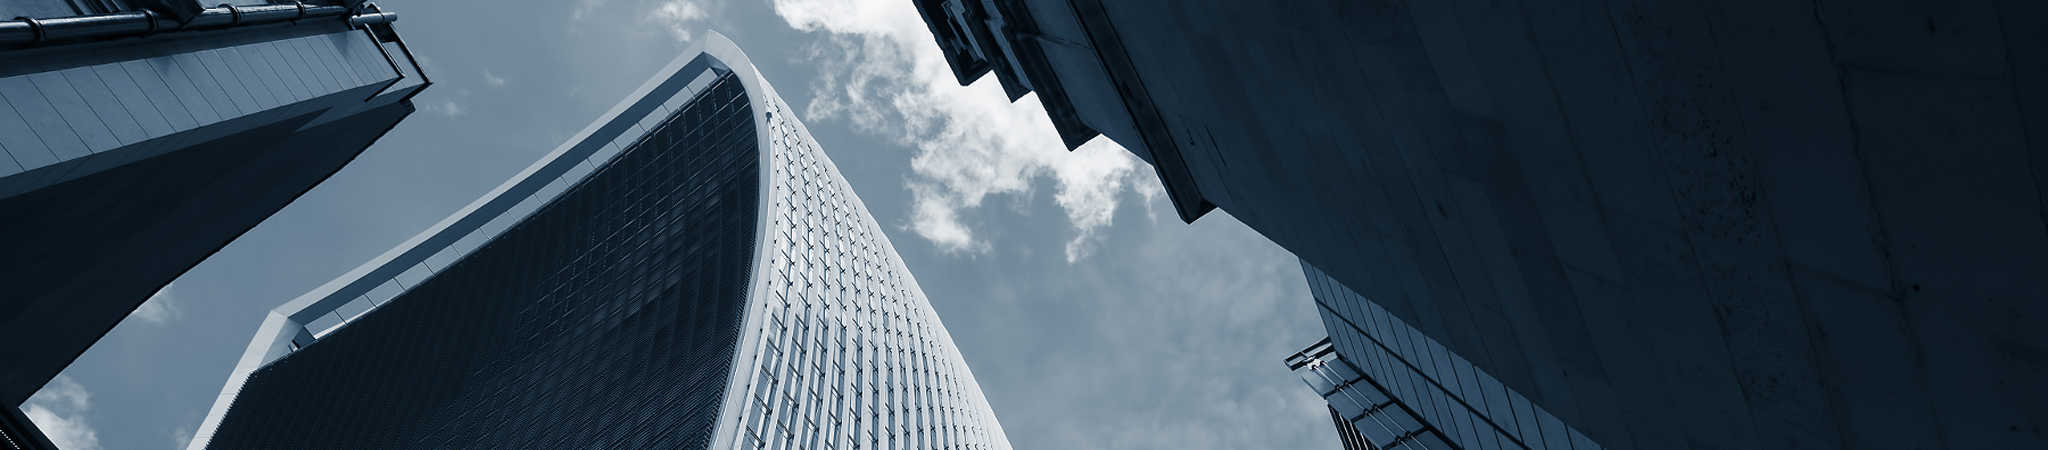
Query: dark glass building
920,1,2048,449
1293,263,1598,450
1288,338,1455,450
188,33,1011,450
0,1,424,446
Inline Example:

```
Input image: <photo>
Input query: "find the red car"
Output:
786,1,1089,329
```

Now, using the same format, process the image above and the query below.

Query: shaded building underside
0,0,422,407
920,0,2048,448
0,100,412,405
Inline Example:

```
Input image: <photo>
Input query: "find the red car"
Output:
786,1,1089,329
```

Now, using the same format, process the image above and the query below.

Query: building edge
187,33,754,450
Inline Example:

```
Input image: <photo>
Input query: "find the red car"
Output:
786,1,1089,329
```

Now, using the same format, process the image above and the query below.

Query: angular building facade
188,33,1010,450
1,1,423,445
1292,263,1600,450
919,1,2048,449
1288,339,1453,450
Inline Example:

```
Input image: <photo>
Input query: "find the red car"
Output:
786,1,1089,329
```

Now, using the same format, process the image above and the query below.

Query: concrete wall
1015,0,1147,160
1077,0,2047,448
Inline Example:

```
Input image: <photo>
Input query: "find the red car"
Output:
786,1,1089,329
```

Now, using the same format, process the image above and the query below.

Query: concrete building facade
919,1,2048,448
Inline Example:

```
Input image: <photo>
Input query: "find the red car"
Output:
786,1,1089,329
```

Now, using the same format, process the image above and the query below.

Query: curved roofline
702,31,778,450
188,31,775,450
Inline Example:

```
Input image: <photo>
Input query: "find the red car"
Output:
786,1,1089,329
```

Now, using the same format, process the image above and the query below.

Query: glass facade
724,95,1009,450
1289,338,1453,450
193,37,1010,450
1302,262,1602,450
290,68,726,340
206,70,760,449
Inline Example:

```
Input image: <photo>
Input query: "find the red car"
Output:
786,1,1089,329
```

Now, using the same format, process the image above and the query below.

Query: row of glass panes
1299,352,1454,449
749,270,987,445
771,156,904,319
1307,266,1602,450
1322,307,1526,450
1312,277,1528,449
300,69,727,339
753,136,866,448
755,281,955,443
737,111,997,449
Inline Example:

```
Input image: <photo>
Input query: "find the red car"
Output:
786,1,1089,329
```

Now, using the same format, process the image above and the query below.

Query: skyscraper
0,1,424,445
919,2,2048,448
188,33,1011,450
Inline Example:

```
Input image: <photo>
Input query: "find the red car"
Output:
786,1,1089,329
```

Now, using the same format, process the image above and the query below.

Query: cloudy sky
26,1,1336,448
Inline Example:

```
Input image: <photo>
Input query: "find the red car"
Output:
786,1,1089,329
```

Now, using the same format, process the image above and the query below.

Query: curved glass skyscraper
188,33,1010,450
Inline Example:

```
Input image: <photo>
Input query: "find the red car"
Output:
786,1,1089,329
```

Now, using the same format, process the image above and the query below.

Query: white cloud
771,0,1146,261
22,375,101,450
649,0,711,42
570,0,606,21
172,426,194,449
1133,168,1167,223
131,283,180,324
483,69,507,88
431,99,466,117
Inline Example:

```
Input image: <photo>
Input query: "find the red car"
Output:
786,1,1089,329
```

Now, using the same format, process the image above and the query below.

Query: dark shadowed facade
0,1,422,445
1294,264,1600,450
919,1,2048,448
1288,338,1457,450
188,33,1011,450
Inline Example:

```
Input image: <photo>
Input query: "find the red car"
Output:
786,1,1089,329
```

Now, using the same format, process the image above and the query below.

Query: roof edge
187,32,745,450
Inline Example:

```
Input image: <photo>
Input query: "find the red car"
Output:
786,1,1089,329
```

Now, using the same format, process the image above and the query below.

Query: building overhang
912,0,1214,223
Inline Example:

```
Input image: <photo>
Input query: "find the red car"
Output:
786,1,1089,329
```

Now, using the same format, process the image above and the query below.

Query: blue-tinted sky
25,1,1336,448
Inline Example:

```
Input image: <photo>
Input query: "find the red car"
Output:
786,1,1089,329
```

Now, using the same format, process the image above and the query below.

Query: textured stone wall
1066,0,2047,448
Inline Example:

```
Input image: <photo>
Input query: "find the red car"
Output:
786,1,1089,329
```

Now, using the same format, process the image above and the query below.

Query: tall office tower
186,33,1011,450
918,1,2048,448
0,1,423,445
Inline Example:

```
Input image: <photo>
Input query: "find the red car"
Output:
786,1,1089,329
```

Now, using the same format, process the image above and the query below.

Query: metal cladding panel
0,98,412,406
205,74,760,449
0,21,414,404
718,85,1011,450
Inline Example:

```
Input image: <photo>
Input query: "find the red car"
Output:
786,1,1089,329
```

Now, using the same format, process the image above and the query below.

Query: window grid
730,97,1009,450
1299,263,1603,450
